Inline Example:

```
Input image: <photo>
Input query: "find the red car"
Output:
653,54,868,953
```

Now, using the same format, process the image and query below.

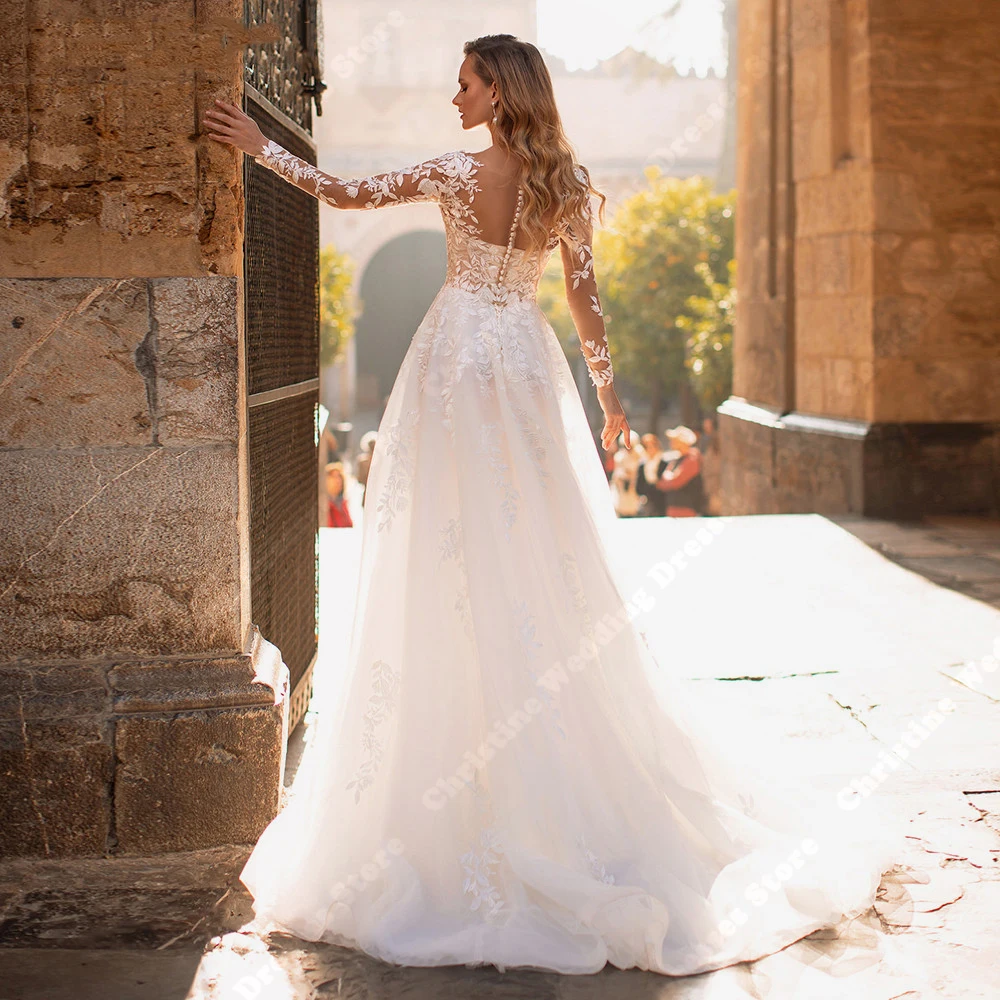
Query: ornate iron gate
243,0,325,733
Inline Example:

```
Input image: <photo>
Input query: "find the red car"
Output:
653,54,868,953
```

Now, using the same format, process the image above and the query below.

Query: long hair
463,34,607,252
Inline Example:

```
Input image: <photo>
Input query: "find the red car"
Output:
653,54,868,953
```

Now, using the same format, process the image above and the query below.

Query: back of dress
252,141,614,390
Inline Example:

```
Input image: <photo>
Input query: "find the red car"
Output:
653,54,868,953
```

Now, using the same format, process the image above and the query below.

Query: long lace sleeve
252,139,460,210
559,167,613,389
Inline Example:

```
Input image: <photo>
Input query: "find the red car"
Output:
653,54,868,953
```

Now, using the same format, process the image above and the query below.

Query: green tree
679,258,735,414
598,169,734,428
320,244,356,367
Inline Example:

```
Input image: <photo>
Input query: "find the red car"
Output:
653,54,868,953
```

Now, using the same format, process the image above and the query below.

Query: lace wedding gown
240,140,905,976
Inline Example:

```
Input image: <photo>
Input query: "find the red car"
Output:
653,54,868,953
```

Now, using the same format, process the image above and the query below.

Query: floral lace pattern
559,167,614,389
476,422,519,541
374,407,419,534
512,404,552,490
254,139,479,210
461,826,507,921
578,835,617,885
438,517,474,642
461,774,510,923
252,141,613,390
560,552,596,643
346,659,401,803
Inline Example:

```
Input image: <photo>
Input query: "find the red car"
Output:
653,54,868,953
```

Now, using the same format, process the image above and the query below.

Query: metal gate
243,0,325,733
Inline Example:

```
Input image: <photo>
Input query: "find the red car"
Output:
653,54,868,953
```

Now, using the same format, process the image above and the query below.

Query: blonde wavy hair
463,34,607,253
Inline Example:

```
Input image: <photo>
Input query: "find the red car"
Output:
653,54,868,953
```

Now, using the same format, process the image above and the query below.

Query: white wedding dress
240,140,906,976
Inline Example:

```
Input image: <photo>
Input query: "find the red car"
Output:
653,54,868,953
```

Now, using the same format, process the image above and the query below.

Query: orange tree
320,244,356,367
679,257,735,414
602,170,733,427
540,170,734,428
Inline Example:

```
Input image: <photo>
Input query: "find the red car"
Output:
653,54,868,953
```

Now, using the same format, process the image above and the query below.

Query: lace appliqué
560,552,596,642
346,659,401,803
411,295,552,439
513,599,542,660
561,167,614,389
461,775,510,923
461,826,507,921
582,338,614,388
514,597,568,740
374,407,419,533
577,835,617,885
439,517,474,641
476,422,519,541
512,404,551,490
254,141,479,210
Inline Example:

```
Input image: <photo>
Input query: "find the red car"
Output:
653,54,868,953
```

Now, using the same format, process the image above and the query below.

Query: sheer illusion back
253,141,614,387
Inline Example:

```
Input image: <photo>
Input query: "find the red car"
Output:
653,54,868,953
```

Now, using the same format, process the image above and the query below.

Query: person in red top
325,462,354,528
655,426,705,517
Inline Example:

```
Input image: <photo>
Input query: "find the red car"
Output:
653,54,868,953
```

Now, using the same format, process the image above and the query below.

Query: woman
655,426,705,517
324,462,354,528
203,34,902,978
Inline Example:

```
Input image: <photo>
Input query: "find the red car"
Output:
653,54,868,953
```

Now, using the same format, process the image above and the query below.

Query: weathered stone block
0,277,150,448
0,444,241,661
872,296,932,357
796,169,873,236
792,114,834,182
0,716,112,857
796,294,871,362
717,400,782,515
114,706,283,854
874,359,1000,423
152,277,239,445
109,655,278,715
0,663,109,722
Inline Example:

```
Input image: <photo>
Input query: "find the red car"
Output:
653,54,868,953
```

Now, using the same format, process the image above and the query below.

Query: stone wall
0,1,288,857
868,0,1000,423
721,0,1000,517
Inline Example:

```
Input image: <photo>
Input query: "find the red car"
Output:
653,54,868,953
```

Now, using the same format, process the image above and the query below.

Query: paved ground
2,513,998,999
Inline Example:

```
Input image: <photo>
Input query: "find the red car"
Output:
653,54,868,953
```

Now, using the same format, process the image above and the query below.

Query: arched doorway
355,230,446,409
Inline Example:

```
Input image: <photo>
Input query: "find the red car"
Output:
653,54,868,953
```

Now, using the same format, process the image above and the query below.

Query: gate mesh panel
243,109,319,396
243,93,319,697
248,393,318,693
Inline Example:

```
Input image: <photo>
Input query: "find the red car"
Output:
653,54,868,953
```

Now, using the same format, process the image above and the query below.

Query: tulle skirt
240,283,906,975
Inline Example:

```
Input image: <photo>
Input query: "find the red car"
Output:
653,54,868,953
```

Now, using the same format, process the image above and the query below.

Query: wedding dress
239,140,906,976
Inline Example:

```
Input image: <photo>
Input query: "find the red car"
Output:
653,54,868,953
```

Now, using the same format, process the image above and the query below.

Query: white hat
666,425,697,448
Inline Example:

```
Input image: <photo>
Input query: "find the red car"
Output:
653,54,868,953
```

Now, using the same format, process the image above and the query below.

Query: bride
202,33,904,977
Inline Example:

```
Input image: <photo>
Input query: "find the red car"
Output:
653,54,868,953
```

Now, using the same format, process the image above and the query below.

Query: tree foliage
679,258,735,413
320,244,356,367
597,169,733,407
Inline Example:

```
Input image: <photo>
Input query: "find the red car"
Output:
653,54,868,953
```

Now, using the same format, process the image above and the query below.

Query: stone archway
354,230,447,410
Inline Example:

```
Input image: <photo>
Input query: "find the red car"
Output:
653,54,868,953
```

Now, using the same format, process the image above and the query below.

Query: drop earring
491,100,497,125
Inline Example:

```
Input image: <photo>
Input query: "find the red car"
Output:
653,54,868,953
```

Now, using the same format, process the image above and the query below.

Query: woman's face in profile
452,54,493,131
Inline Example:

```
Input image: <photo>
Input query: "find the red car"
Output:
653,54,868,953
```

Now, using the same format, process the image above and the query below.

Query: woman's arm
559,166,631,452
559,174,613,389
202,99,454,210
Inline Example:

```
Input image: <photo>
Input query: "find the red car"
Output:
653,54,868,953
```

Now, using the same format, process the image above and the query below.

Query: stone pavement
1,514,998,999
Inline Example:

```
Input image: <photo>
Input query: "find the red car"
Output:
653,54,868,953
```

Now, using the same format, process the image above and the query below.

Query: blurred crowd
603,417,720,518
318,415,720,529
318,423,378,529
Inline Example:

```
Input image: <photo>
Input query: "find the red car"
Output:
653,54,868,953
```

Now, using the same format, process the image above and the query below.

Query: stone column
0,1,287,857
720,0,1000,517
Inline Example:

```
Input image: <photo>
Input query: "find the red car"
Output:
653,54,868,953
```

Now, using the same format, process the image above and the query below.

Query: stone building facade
0,1,292,858
721,0,1000,517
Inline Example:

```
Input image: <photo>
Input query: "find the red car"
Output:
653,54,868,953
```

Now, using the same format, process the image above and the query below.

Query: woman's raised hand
202,99,268,157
